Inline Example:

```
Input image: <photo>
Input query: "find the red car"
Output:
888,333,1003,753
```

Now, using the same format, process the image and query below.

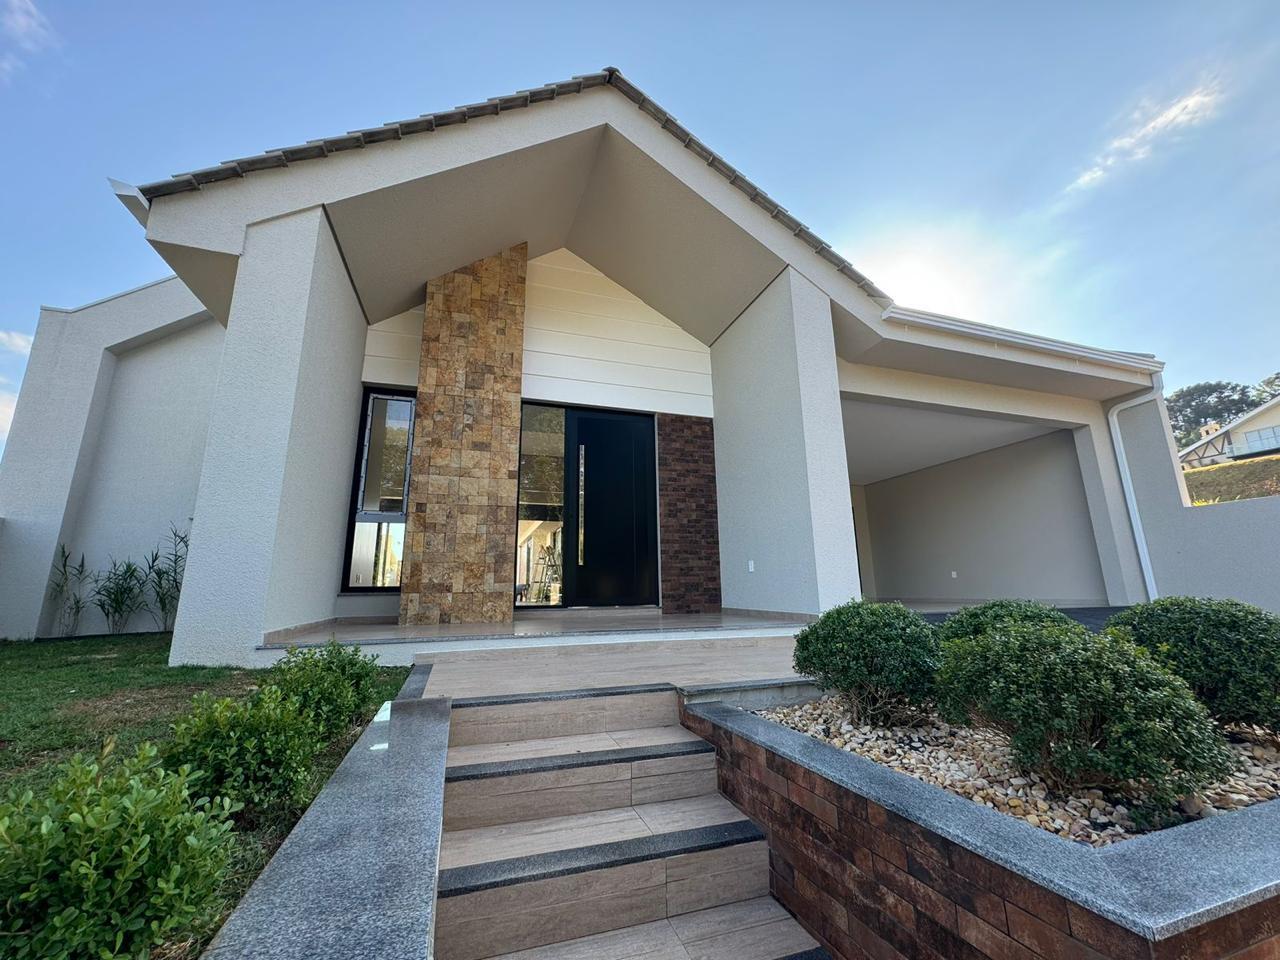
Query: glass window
1244,427,1279,452
346,391,414,590
359,397,413,515
515,404,565,606
348,521,405,588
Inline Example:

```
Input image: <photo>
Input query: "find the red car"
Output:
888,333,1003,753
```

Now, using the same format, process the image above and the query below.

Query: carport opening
842,396,1110,610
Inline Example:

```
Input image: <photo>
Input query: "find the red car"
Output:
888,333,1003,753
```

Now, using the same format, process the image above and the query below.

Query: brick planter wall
681,701,1280,960
656,413,721,614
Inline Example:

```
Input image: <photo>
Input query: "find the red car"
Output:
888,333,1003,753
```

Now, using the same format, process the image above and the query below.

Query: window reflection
361,398,413,514
516,405,565,606
349,522,404,588
346,391,414,590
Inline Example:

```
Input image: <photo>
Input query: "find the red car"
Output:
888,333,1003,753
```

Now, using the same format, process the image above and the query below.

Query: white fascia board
882,305,1165,376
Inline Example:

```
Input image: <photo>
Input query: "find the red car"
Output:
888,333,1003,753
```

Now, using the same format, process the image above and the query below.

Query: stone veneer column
400,243,527,625
656,413,722,614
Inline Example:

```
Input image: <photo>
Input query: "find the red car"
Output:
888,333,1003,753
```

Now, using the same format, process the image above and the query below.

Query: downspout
1106,375,1162,601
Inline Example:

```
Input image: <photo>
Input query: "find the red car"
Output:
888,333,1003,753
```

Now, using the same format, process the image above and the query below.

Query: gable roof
1179,392,1280,455
135,66,889,303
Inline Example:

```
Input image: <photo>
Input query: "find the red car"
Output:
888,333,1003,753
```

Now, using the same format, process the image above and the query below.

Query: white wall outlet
950,571,958,579
748,560,755,573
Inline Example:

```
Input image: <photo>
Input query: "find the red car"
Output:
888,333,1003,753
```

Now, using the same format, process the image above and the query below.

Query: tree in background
1166,374,1280,449
1259,371,1280,401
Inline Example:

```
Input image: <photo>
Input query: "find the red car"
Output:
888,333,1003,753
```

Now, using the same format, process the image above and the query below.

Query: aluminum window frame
341,386,417,593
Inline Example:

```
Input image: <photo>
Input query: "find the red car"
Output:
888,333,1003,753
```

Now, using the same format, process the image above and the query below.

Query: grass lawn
1184,453,1280,505
0,633,409,957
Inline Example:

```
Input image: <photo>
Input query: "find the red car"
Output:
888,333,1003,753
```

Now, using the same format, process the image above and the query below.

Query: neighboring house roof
1178,393,1280,456
135,66,889,302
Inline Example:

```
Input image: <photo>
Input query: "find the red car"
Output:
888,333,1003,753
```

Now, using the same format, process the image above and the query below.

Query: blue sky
1,1,1278,450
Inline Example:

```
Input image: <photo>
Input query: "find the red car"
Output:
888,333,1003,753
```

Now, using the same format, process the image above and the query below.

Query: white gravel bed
758,697,1280,847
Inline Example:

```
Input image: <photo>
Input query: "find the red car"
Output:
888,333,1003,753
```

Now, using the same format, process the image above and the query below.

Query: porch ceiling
325,126,785,344
841,396,1056,485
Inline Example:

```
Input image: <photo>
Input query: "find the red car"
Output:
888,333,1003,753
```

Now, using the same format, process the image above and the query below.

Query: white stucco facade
2,69,1273,663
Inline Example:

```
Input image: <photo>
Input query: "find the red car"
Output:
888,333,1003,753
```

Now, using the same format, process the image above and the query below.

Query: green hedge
167,686,319,818
938,621,1235,803
935,599,1074,643
0,742,236,960
1107,597,1280,729
792,601,939,725
268,641,382,740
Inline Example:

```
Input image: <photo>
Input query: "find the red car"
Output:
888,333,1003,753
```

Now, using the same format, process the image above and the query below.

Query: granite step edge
437,819,764,897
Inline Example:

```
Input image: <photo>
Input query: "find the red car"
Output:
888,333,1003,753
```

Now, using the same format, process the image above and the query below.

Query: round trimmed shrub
935,599,1074,643
0,741,236,960
268,640,382,740
1106,597,1280,730
167,685,318,817
792,601,939,725
938,621,1235,803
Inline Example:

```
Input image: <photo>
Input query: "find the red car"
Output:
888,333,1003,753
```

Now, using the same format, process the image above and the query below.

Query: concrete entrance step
481,897,827,960
434,813,769,960
447,685,681,746
444,728,715,830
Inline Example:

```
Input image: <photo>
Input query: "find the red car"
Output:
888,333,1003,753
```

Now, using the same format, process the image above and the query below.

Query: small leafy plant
935,599,1074,643
792,601,939,726
167,686,319,820
938,620,1235,804
144,524,190,631
48,544,89,638
268,640,382,740
91,558,147,634
0,739,236,960
1107,597,1280,730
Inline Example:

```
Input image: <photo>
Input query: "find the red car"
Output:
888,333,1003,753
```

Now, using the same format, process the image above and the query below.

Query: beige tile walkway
418,635,800,699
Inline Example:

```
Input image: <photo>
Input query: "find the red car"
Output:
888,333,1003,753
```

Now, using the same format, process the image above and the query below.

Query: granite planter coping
688,699,1280,941
203,696,451,960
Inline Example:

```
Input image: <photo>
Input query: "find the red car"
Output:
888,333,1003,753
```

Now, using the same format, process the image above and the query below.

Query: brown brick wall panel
400,243,527,625
656,413,721,614
691,706,1280,960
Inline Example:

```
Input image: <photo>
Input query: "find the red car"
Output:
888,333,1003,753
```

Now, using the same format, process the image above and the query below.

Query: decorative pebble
757,697,1280,847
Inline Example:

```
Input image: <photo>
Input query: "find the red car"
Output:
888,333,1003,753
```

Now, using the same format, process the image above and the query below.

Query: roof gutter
1106,376,1162,602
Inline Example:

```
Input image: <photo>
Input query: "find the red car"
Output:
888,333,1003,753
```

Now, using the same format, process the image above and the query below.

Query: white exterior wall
1119,397,1280,612
170,208,366,665
863,431,1109,606
360,248,713,416
63,319,224,634
0,277,211,639
711,267,858,615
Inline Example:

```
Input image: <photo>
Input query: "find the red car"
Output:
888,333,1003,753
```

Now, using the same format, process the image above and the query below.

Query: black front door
563,408,658,606
515,403,658,608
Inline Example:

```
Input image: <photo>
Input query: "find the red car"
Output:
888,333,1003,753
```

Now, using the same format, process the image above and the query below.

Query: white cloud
2,0,52,51
0,0,54,84
1068,81,1224,192
0,390,15,445
0,330,32,354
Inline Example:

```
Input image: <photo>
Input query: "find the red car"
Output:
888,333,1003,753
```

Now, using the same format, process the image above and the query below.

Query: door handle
578,443,586,566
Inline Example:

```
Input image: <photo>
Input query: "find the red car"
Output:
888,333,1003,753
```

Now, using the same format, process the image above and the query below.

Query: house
2,68,1276,665
1178,395,1280,468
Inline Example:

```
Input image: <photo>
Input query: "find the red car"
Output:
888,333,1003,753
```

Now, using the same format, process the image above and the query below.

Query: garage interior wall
861,430,1109,606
